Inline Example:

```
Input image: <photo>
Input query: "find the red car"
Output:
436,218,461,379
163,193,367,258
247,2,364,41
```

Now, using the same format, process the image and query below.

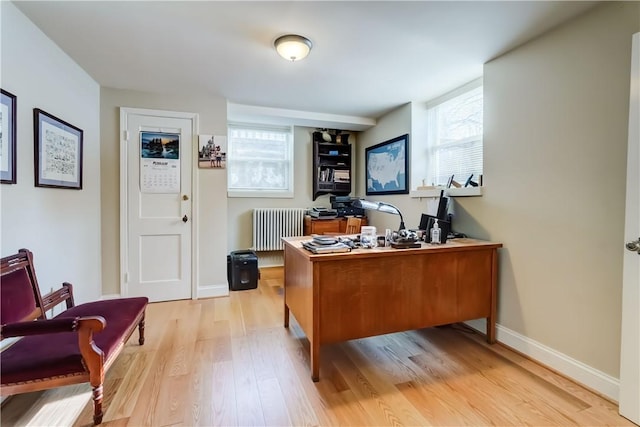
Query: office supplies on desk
360,226,378,248
311,235,339,245
390,229,421,248
302,240,351,254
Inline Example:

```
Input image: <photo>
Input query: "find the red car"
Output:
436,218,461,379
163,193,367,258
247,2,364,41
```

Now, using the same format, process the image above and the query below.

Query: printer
309,207,338,219
330,196,365,217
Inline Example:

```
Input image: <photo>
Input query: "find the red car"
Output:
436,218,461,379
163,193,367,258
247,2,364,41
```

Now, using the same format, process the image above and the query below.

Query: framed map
365,134,409,195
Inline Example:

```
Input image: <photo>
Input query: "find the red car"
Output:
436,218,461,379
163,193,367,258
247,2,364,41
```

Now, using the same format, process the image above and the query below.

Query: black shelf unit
312,132,352,201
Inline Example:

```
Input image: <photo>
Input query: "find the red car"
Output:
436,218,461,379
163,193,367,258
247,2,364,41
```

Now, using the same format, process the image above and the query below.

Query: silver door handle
625,237,640,254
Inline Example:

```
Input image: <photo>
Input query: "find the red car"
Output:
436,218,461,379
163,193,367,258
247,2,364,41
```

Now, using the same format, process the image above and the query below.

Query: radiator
252,208,306,251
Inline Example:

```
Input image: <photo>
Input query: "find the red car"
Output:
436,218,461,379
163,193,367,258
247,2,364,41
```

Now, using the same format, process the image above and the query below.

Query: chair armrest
41,282,75,314
1,316,105,339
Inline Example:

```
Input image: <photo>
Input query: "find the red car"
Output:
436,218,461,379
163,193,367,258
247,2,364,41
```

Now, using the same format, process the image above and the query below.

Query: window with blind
227,123,294,198
426,82,483,187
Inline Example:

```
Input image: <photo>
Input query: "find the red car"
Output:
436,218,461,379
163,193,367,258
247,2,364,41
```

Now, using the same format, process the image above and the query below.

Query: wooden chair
0,249,148,425
345,217,362,234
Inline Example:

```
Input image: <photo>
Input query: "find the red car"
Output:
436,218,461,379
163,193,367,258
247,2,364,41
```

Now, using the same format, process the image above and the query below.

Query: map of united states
367,141,405,191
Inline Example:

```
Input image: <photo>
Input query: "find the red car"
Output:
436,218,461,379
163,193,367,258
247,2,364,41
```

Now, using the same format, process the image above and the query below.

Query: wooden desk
282,236,502,381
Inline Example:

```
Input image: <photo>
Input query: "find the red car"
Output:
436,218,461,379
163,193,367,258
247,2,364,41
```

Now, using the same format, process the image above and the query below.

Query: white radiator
252,208,306,251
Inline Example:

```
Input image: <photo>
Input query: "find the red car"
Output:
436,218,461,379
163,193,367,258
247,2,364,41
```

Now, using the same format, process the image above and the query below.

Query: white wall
465,1,637,379
0,2,102,304
358,2,639,396
100,88,228,297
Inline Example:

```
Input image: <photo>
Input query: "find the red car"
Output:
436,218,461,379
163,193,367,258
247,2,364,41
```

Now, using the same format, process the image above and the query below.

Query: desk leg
284,303,290,328
487,248,498,344
486,317,496,344
311,338,320,382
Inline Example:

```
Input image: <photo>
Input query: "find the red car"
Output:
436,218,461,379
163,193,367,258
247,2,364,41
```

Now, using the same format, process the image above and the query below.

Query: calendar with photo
139,131,180,193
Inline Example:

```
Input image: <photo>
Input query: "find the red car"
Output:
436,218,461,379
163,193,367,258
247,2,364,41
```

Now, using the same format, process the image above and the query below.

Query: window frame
226,122,294,198
410,77,484,198
423,78,484,190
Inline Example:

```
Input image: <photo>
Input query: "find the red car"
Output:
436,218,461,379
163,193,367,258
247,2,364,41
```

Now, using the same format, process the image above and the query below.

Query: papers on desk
302,237,351,254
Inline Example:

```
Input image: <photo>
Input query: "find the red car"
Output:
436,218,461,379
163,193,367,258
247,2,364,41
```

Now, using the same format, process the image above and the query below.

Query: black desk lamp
352,199,406,230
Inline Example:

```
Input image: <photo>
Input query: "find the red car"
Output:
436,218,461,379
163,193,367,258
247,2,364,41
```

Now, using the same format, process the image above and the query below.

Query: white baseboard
101,286,229,300
197,283,229,299
465,319,619,402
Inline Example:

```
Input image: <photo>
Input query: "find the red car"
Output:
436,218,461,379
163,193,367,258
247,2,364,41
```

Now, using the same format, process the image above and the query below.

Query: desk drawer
310,219,341,234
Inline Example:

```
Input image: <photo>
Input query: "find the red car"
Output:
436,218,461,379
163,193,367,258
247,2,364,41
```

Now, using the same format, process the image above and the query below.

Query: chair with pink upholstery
0,248,148,425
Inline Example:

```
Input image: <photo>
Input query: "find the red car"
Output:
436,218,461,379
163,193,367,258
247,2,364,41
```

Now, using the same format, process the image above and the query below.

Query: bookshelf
312,131,352,200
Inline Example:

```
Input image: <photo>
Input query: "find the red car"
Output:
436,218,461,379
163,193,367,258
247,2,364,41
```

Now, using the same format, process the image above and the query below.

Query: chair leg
92,384,104,425
138,315,146,345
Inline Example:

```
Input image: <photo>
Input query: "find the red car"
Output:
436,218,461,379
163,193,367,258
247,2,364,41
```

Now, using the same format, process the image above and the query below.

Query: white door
120,108,197,303
619,32,639,425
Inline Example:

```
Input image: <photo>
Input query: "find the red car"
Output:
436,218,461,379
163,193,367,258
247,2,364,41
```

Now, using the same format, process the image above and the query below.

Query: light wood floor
1,267,634,426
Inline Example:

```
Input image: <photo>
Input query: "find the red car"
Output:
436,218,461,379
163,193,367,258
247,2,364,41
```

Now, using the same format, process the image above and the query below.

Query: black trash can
228,250,258,291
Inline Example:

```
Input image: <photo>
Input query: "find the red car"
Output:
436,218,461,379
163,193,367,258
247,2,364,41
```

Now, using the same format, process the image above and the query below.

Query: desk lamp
352,199,406,230
352,200,419,248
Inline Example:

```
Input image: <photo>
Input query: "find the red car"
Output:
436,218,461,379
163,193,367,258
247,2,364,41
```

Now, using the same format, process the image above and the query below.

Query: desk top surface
282,235,502,261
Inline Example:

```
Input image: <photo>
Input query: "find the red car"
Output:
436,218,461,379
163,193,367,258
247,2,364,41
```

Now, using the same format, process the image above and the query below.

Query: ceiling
14,1,599,128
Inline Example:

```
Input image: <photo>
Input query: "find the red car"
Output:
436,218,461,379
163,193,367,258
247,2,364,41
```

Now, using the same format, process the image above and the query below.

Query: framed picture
1,89,17,184
34,108,83,189
198,134,227,169
365,133,409,195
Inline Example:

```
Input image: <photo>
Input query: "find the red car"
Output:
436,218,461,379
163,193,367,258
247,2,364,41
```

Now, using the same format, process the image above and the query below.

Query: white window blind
227,123,294,198
426,83,483,186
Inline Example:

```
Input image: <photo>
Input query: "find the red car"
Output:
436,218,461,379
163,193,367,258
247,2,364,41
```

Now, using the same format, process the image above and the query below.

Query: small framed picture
34,108,83,189
1,89,17,184
198,134,227,169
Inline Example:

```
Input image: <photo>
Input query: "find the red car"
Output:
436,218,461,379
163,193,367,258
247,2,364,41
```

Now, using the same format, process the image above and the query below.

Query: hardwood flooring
1,267,633,426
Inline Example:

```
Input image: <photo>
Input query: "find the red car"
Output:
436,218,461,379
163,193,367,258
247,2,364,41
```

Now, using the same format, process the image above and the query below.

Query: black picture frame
1,89,17,184
365,133,409,195
34,108,83,189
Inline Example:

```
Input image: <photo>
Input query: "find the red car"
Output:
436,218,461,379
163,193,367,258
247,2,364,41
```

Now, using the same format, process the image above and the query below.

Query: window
227,123,294,198
425,80,483,187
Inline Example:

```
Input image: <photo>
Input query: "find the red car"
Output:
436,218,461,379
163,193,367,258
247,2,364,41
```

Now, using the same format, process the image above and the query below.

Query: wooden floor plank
231,335,266,427
256,377,292,427
103,351,155,421
258,328,320,426
1,266,634,427
183,339,215,426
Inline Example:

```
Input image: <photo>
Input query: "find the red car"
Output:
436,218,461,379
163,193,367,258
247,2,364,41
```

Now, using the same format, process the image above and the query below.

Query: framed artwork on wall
365,133,409,195
34,108,83,189
198,134,227,169
1,89,17,184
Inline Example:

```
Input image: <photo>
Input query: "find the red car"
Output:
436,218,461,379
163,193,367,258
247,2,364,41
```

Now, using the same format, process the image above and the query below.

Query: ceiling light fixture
274,34,312,62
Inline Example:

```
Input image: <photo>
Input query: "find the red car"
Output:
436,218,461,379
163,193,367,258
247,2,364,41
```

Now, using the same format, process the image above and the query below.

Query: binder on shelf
333,169,350,183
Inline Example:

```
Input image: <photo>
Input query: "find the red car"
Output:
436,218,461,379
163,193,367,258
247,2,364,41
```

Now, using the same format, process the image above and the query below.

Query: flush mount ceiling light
274,34,312,62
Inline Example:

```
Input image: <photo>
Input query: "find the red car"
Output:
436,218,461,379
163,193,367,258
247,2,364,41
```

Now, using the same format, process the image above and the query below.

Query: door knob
625,237,640,254
182,215,188,223
182,195,189,201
